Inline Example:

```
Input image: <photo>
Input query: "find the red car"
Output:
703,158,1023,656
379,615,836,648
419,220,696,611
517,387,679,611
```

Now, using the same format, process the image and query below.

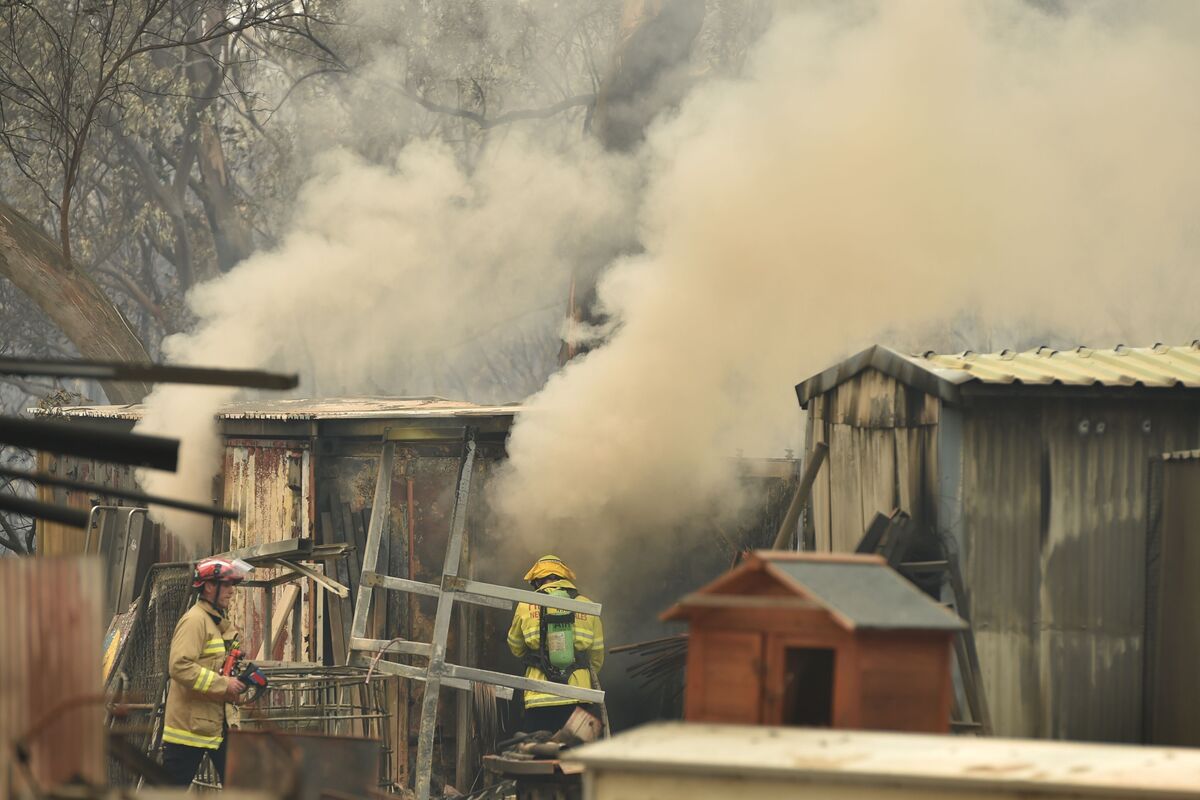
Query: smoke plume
491,0,1200,576
136,139,635,548
136,0,1200,570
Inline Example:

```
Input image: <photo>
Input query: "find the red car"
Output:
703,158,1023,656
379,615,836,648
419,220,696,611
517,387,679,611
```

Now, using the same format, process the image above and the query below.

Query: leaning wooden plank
350,443,395,643
255,583,300,661
269,557,349,598
321,510,351,664
338,500,362,604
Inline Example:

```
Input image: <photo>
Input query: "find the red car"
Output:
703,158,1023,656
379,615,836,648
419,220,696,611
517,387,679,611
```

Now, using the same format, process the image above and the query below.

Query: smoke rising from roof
135,0,1200,569
135,139,636,550
491,0,1200,575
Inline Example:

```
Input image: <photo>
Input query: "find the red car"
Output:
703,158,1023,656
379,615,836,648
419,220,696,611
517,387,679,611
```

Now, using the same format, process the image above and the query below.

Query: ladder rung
350,636,431,658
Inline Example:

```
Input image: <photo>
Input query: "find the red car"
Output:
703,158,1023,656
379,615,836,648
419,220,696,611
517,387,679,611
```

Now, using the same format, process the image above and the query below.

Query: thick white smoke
491,0,1200,570
136,0,1200,563
135,139,635,549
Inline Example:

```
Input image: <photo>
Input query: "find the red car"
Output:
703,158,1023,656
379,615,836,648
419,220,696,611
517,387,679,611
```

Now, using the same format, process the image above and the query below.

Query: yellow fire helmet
523,554,577,584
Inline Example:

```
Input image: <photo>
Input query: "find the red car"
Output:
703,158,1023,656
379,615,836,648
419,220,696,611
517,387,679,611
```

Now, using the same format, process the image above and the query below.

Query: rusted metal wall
222,439,314,661
808,369,939,552
0,557,105,793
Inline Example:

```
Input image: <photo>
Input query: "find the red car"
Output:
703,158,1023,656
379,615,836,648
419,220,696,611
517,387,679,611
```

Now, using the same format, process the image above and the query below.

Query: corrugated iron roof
761,554,966,632
31,396,523,422
796,342,1200,407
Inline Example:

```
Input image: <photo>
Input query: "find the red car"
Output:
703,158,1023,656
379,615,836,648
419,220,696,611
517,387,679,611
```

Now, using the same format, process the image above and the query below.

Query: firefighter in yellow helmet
507,555,605,733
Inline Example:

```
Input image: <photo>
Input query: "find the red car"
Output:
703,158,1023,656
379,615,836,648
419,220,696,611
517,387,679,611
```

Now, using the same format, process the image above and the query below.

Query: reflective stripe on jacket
507,583,604,709
163,598,241,749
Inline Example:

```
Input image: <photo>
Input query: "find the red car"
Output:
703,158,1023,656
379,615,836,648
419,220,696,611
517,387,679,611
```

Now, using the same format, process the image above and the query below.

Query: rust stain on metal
0,556,105,790
223,442,313,661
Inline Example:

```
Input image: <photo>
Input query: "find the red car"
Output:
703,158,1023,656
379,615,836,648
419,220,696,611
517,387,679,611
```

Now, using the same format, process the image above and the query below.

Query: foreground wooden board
567,723,1200,800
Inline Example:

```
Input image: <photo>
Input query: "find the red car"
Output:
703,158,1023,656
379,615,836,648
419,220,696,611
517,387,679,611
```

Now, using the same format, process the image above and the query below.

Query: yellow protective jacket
163,598,241,749
507,580,604,709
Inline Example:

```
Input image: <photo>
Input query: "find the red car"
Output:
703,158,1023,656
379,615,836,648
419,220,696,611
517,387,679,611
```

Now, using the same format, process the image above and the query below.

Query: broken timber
345,429,604,800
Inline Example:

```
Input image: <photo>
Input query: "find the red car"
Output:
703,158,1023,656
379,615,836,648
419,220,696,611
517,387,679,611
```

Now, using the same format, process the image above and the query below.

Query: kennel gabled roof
662,552,964,632
795,342,1200,407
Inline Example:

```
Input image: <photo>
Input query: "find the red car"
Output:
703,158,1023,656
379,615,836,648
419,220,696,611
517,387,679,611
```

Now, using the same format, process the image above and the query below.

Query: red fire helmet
192,557,254,588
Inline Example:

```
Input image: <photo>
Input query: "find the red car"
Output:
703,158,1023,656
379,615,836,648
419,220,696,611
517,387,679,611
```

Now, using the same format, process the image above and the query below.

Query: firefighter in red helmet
161,557,253,787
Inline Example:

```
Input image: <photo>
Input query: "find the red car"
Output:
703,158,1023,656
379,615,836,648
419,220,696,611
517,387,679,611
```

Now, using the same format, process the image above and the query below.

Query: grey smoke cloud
491,0,1200,575
135,138,636,549
135,0,1200,568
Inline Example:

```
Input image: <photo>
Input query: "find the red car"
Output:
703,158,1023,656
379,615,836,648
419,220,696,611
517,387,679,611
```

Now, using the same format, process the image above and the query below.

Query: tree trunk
0,202,152,404
560,0,705,365
592,0,706,152
197,121,254,273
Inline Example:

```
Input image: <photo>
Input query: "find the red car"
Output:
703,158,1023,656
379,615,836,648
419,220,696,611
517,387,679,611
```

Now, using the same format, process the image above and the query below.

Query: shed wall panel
825,424,936,553
35,453,138,556
856,429,897,546
1036,400,1196,742
223,441,313,661
961,407,1042,737
819,369,939,428
1147,457,1200,745
809,398,833,551
962,398,1200,741
809,371,940,554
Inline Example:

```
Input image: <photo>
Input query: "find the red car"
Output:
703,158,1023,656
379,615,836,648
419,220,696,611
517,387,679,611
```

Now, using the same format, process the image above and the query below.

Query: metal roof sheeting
919,343,1200,388
31,396,523,422
796,342,1200,406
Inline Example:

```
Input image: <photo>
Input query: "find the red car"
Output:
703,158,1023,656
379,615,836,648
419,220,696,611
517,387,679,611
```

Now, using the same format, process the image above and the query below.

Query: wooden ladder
858,510,992,735
345,428,605,800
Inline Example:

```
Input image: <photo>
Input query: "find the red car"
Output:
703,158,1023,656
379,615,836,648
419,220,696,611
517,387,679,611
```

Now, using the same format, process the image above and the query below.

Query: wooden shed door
686,629,765,724
222,440,313,662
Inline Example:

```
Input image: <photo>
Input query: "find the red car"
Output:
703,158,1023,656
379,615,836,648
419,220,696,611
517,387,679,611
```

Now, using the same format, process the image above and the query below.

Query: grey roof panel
795,342,1200,408
767,560,965,631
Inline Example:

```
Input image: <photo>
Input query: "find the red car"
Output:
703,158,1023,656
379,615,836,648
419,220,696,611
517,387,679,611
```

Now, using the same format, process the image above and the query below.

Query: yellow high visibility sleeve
168,609,230,700
510,593,605,709
507,609,529,657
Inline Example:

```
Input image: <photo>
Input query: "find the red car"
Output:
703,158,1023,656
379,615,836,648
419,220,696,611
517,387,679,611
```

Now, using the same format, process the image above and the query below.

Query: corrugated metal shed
797,342,1200,744
796,342,1200,406
0,557,105,792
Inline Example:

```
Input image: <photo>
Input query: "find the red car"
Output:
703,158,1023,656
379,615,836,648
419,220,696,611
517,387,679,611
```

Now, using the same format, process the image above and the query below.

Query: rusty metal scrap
1,557,106,793
0,464,239,520
225,729,381,800
0,414,178,471
0,355,298,389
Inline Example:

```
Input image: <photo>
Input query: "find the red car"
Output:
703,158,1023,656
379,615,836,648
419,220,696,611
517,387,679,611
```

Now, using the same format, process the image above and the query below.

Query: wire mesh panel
104,563,193,787
239,666,397,789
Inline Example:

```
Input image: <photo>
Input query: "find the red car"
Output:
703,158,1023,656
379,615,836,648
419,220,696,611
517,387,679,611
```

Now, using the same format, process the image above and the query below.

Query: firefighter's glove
224,678,247,702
